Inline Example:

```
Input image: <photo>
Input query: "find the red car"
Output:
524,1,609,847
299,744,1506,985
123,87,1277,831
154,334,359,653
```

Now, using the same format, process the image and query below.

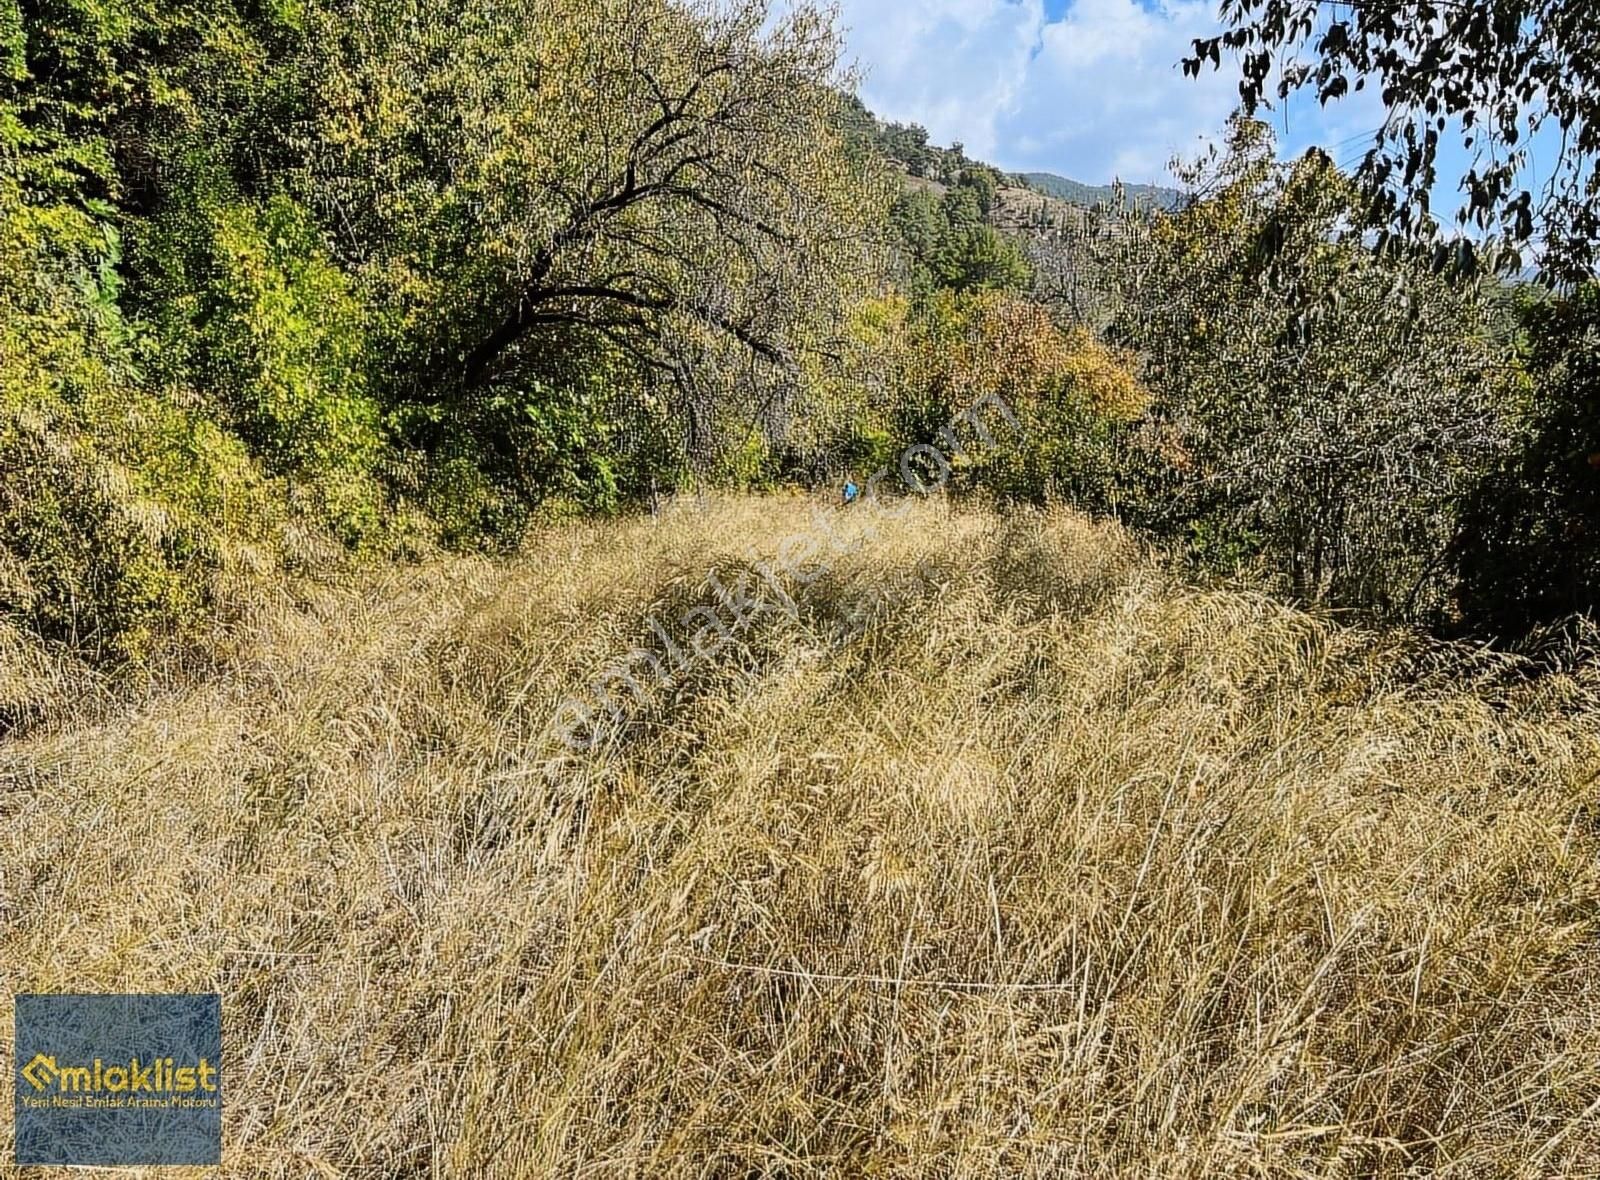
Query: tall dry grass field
3,495,1599,1177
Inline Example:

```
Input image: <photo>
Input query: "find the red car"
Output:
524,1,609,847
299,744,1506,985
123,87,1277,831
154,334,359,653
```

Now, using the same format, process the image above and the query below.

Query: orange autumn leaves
870,289,1151,424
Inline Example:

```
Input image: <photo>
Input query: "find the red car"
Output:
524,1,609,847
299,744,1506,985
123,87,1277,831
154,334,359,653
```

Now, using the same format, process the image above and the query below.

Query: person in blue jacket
842,478,860,505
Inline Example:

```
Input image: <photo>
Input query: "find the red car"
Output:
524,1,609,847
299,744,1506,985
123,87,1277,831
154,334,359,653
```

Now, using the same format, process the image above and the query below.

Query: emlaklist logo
20,1050,218,1096
14,993,222,1166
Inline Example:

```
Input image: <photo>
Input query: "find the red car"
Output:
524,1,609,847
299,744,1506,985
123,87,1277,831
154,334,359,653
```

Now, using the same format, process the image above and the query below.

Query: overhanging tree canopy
1186,1,1600,280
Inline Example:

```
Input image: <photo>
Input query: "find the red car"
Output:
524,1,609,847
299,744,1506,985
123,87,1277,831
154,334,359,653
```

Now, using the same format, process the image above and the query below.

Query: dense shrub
194,196,386,544
1102,119,1516,620
0,175,280,660
1454,285,1600,635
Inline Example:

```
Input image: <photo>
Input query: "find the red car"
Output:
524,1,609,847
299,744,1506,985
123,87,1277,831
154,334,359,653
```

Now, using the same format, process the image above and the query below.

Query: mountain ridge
1016,171,1185,212
838,95,1185,213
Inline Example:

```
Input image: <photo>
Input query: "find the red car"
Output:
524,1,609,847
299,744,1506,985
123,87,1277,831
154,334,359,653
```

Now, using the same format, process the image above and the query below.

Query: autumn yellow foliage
902,290,1149,420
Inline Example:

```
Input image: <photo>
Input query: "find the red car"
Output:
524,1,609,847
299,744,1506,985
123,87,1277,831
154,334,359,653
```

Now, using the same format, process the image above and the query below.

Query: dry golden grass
3,493,1599,1177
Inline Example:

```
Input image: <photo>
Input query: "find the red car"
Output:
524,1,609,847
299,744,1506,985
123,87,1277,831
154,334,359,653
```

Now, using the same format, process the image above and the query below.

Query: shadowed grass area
2,494,1598,1177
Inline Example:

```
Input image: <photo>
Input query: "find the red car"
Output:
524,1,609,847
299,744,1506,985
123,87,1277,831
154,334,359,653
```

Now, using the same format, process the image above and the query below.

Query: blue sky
832,0,1559,224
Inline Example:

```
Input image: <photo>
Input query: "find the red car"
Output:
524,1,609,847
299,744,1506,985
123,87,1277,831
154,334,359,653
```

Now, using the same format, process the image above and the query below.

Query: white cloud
1010,0,1236,180
834,0,1384,186
835,0,1044,162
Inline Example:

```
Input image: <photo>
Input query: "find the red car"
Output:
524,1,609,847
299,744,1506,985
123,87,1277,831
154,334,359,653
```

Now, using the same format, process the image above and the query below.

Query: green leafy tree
0,0,281,659
938,223,1031,292
956,166,999,217
889,186,1030,294
301,0,888,439
1107,118,1514,617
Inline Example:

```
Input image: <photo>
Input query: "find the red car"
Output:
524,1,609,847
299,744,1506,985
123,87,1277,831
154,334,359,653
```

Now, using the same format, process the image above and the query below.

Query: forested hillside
1,0,1596,671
